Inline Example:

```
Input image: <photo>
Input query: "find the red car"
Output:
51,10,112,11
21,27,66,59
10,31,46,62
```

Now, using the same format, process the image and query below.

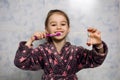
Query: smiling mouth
46,32,61,37
55,31,64,33
55,31,63,36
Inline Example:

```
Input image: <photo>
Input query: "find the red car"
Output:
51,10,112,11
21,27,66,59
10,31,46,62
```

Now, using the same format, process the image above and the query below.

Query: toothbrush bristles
56,32,61,36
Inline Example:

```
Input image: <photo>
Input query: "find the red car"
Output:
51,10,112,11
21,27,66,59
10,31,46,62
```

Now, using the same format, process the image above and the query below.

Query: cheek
64,27,70,32
46,27,54,33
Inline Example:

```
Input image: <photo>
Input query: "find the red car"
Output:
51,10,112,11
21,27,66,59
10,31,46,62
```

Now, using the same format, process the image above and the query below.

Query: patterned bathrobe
14,41,108,80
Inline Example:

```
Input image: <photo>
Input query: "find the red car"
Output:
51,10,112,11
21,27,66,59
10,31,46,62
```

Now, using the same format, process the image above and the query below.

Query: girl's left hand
87,27,102,46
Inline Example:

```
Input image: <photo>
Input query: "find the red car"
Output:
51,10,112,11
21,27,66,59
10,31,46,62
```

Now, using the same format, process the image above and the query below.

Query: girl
14,9,108,80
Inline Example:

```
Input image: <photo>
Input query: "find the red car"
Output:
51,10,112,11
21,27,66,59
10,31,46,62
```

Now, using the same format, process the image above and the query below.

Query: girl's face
46,13,70,41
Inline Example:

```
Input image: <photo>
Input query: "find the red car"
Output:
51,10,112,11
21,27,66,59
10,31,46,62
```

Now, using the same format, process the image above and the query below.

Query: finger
92,28,97,33
88,32,94,38
39,32,43,39
43,31,47,38
33,32,40,39
93,30,101,39
34,35,39,40
86,38,92,46
41,32,46,38
86,42,91,46
87,27,97,33
33,32,40,40
87,27,93,32
96,30,101,35
34,32,40,36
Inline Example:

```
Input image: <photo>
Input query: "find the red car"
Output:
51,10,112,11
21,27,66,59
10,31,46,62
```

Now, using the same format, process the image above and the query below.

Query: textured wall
0,0,120,80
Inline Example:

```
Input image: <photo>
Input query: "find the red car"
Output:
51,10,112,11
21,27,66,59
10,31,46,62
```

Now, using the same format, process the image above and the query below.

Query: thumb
86,38,92,46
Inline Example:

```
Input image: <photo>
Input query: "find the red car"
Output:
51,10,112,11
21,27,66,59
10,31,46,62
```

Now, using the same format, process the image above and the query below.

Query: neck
52,39,66,53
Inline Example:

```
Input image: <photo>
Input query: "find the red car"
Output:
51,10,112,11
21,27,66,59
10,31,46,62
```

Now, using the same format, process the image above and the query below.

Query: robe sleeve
14,41,44,71
76,41,108,72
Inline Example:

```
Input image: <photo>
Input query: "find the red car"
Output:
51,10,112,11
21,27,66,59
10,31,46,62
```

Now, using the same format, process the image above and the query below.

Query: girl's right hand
31,31,47,42
25,31,47,47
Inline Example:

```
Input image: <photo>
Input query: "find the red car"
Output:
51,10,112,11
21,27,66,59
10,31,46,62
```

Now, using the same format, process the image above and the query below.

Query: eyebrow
49,21,67,24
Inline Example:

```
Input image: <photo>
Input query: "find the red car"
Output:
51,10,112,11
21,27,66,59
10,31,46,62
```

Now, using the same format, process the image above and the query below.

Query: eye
51,24,56,26
61,23,66,26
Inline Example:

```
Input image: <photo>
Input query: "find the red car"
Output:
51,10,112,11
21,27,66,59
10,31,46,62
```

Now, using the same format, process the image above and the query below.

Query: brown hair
45,9,70,42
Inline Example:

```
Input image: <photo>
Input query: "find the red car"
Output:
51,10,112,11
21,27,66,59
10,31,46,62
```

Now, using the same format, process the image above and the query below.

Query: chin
52,36,66,42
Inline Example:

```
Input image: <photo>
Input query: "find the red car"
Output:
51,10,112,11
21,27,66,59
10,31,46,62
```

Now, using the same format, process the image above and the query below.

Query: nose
57,25,62,29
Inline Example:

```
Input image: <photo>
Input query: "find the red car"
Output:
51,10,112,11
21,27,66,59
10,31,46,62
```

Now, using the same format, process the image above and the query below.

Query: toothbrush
46,32,61,37
34,32,61,40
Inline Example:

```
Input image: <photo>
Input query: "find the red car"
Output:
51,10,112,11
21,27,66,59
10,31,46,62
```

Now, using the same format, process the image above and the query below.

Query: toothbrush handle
46,34,55,37
34,33,58,40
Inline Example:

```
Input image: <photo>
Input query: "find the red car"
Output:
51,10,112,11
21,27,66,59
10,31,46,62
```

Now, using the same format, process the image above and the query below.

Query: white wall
0,0,120,80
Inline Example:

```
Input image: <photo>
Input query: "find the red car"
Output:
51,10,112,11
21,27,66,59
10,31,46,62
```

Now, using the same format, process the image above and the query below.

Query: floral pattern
14,41,108,80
